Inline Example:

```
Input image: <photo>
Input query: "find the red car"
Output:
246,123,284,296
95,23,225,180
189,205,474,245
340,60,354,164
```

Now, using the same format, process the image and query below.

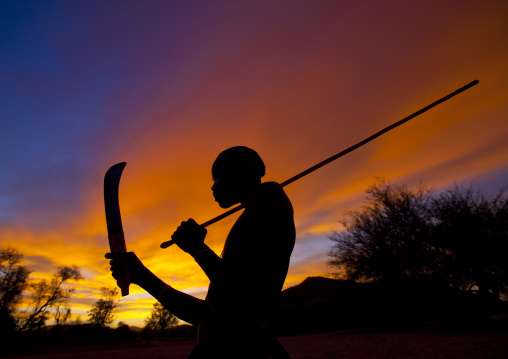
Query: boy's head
211,146,265,208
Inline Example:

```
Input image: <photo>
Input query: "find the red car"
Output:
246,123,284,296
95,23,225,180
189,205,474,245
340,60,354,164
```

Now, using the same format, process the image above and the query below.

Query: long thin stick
160,79,479,248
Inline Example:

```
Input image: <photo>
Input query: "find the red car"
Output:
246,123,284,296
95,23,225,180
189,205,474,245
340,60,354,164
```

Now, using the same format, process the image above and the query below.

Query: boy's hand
171,218,207,255
105,252,150,286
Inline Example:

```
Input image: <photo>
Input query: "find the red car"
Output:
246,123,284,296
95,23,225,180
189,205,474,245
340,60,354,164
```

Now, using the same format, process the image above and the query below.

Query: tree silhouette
329,181,508,298
0,247,31,334
329,181,436,283
431,184,508,298
144,302,178,331
88,287,118,327
18,266,83,331
53,303,72,326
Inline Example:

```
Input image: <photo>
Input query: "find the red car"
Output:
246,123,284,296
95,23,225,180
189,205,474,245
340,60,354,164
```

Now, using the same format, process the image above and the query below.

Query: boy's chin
216,198,238,208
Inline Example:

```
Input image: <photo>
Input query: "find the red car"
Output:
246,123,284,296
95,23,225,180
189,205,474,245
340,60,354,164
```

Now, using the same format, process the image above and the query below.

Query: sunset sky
1,0,507,327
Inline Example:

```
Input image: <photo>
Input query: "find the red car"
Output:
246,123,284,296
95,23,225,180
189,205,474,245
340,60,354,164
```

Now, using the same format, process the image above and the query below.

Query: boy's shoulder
256,182,292,209
258,181,285,197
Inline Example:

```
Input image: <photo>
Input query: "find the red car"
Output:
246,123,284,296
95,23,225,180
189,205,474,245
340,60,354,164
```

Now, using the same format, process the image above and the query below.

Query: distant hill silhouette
270,277,508,336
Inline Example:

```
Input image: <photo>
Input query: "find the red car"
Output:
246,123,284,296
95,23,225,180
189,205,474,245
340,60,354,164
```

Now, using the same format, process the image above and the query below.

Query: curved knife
104,162,130,296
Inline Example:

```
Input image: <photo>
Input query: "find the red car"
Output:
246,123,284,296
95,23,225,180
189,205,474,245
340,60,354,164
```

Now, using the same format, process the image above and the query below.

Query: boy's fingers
105,252,131,260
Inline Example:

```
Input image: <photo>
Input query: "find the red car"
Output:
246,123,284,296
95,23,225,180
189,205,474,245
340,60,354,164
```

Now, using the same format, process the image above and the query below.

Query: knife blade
104,162,130,296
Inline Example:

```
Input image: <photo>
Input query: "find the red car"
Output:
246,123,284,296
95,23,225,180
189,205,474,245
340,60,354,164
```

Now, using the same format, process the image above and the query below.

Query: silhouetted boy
107,146,295,358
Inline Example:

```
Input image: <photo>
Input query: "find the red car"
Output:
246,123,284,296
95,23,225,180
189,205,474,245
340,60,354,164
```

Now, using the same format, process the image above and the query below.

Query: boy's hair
213,146,266,179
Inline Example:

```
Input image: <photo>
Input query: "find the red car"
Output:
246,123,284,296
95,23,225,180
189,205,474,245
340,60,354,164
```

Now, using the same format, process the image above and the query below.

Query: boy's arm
188,243,226,285
171,219,227,285
138,265,205,325
106,252,204,325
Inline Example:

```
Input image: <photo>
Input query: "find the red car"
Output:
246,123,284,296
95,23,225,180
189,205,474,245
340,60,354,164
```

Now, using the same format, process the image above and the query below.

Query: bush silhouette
329,181,508,300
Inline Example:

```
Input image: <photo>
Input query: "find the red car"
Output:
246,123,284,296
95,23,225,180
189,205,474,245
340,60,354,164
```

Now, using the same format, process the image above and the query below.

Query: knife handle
117,274,131,297
108,231,131,297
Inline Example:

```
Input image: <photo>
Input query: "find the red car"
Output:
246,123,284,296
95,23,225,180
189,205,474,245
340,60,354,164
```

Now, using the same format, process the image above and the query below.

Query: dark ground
2,330,508,359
